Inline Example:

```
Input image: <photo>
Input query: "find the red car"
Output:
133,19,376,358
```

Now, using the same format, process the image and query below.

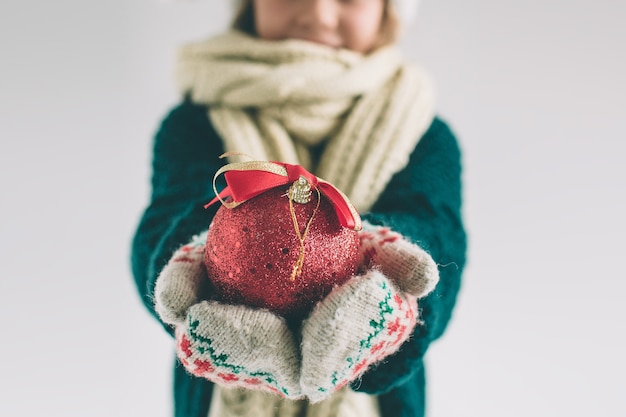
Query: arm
353,117,468,393
131,98,225,334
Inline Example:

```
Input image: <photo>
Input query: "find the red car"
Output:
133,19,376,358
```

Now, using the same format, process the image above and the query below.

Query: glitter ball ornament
204,178,360,322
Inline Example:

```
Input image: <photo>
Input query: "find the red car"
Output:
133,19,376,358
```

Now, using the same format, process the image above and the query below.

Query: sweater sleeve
131,98,225,335
352,118,467,393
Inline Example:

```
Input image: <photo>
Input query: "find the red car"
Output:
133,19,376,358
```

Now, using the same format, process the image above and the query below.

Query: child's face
253,0,386,53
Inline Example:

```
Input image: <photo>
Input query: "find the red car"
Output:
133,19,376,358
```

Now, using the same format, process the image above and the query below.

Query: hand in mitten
175,301,302,399
300,221,439,402
154,232,208,326
154,232,302,399
358,222,439,298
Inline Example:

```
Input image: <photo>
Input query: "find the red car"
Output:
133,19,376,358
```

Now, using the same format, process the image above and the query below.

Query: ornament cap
287,175,312,204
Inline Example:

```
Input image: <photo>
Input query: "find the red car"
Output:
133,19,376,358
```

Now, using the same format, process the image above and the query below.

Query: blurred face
252,0,386,53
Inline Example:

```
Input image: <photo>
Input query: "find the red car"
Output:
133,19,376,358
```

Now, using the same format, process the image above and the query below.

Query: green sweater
131,97,467,417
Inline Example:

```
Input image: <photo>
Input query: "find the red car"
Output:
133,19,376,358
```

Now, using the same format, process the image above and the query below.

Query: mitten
154,232,302,399
358,221,439,297
300,271,417,402
176,300,302,399
154,231,208,326
300,222,439,402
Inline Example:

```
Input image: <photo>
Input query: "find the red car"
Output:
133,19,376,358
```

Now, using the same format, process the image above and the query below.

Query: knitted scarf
176,30,435,212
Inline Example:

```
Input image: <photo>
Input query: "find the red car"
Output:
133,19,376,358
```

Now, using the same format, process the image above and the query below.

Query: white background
1,1,624,416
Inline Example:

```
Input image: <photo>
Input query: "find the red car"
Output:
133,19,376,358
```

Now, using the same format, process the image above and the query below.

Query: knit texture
130,99,466,417
359,222,439,298
155,231,303,399
155,232,208,326
175,300,302,398
301,271,418,403
176,31,435,212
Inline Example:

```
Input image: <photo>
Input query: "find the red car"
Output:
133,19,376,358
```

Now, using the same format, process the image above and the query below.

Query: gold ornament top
287,176,313,204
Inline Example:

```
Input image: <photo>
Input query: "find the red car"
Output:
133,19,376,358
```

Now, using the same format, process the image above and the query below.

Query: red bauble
204,186,360,321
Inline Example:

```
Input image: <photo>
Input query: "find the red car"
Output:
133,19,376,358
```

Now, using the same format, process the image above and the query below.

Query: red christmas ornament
204,161,361,322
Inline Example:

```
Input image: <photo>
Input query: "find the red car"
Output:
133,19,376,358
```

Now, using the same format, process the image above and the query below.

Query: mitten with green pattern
175,300,302,399
299,221,439,402
154,232,303,399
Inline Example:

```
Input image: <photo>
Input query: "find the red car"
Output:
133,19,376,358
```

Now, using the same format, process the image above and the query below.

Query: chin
292,34,342,49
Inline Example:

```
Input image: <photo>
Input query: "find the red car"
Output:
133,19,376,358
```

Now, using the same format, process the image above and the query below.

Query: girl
131,1,467,416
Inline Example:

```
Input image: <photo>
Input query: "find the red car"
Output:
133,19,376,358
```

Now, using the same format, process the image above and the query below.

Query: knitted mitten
154,232,209,326
358,221,439,297
300,271,418,402
176,301,302,399
300,223,439,402
155,231,302,399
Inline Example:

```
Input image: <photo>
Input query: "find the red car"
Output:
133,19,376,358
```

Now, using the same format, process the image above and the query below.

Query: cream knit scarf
176,30,435,213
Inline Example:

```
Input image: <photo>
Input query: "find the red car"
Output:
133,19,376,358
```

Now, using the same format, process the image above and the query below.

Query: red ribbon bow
205,159,362,231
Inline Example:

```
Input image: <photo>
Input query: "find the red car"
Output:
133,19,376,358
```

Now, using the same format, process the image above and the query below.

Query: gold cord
288,185,321,281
